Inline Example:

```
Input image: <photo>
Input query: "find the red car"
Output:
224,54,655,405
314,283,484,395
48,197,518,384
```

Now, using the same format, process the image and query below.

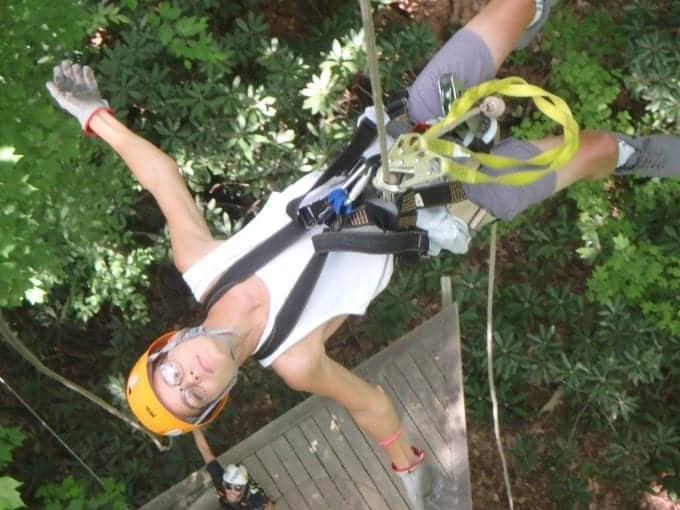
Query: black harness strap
202,221,304,310
399,181,468,213
312,230,429,256
314,119,377,187
252,251,329,360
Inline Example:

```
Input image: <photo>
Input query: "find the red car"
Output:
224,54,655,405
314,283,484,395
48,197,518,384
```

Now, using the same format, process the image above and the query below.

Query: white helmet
222,464,248,486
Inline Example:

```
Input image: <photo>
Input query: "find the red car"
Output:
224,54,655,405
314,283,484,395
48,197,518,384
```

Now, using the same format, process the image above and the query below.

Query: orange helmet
126,330,230,436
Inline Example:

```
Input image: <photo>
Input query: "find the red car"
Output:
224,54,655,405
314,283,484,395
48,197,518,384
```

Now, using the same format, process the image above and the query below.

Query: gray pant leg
407,29,496,123
463,138,557,220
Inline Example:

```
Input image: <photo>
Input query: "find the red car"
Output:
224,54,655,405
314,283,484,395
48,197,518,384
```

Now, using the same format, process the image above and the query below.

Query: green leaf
0,477,24,510
613,234,630,250
158,2,182,20
0,427,26,470
157,23,173,45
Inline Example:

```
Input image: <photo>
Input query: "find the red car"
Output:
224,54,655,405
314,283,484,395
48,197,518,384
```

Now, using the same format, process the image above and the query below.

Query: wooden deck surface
140,305,472,510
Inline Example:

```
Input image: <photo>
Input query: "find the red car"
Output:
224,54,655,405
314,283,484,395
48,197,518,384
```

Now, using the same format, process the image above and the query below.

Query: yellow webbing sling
385,76,580,189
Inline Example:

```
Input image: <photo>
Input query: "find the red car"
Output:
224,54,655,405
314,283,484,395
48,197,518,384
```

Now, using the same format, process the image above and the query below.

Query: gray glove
46,60,110,134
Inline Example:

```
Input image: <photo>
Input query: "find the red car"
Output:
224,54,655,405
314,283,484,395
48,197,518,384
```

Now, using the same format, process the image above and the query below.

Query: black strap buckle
297,200,335,228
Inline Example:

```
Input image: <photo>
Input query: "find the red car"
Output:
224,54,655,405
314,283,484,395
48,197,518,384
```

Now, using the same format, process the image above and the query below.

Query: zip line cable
0,312,170,451
487,223,514,509
0,373,105,488
357,0,391,183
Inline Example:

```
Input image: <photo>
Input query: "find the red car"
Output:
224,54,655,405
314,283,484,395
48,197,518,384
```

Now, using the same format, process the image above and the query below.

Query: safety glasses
155,353,209,409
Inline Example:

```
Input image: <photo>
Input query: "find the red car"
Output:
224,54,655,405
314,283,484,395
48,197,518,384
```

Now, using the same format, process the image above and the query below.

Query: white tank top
182,173,394,366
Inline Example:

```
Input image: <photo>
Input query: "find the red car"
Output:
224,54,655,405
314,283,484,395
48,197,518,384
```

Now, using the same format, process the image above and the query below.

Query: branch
0,310,170,451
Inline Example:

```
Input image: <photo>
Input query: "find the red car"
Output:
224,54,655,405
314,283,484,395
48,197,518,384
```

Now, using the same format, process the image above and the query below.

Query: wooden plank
285,428,347,508
398,353,449,441
256,443,309,509
383,363,450,474
271,434,329,509
299,417,368,510
442,305,473,508
313,407,390,510
353,309,449,381
326,404,411,510
187,489,220,510
409,335,450,410
242,454,281,500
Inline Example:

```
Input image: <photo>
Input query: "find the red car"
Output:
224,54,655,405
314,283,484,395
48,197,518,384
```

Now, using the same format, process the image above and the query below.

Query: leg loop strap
391,446,426,473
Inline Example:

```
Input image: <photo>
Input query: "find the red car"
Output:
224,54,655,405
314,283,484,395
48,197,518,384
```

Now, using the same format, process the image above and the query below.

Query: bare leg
407,0,539,122
272,329,417,469
531,130,619,192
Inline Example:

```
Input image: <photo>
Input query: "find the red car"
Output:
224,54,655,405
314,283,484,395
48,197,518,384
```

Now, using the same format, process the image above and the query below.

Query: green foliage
148,2,226,69
0,477,24,510
36,477,127,510
0,1,159,325
568,160,680,336
620,0,680,130
512,7,632,139
0,426,26,510
0,427,26,471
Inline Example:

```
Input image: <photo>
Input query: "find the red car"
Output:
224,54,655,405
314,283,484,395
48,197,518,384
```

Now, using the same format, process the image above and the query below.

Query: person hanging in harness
192,428,274,510
46,0,679,507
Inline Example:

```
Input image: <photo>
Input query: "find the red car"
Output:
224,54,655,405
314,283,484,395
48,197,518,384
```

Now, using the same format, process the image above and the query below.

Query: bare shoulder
170,233,222,274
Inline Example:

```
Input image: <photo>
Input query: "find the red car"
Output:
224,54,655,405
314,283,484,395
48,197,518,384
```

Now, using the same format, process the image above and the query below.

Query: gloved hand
46,60,111,135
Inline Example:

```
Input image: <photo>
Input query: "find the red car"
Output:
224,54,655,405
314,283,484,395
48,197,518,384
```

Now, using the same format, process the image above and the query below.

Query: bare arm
89,111,219,272
46,61,218,272
191,428,216,464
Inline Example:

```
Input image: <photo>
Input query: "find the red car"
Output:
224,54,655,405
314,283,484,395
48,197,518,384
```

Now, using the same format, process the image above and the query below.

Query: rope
357,0,391,183
0,311,170,451
0,373,105,488
486,223,514,509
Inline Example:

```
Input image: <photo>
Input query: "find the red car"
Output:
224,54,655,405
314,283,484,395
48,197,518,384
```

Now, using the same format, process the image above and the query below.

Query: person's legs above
609,133,680,178
464,0,547,69
407,0,555,123
465,129,680,220
532,130,680,190
516,0,560,50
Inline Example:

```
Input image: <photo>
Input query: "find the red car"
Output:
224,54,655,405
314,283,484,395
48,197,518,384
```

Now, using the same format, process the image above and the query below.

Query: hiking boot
612,133,680,178
516,0,559,50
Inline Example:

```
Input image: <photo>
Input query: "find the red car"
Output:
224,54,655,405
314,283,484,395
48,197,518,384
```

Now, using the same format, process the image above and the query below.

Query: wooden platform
140,305,472,510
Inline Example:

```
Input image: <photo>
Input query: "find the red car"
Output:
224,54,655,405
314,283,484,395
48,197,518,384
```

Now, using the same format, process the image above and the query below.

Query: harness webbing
255,251,329,360
382,76,580,191
201,114,430,360
313,229,428,256
203,221,304,311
